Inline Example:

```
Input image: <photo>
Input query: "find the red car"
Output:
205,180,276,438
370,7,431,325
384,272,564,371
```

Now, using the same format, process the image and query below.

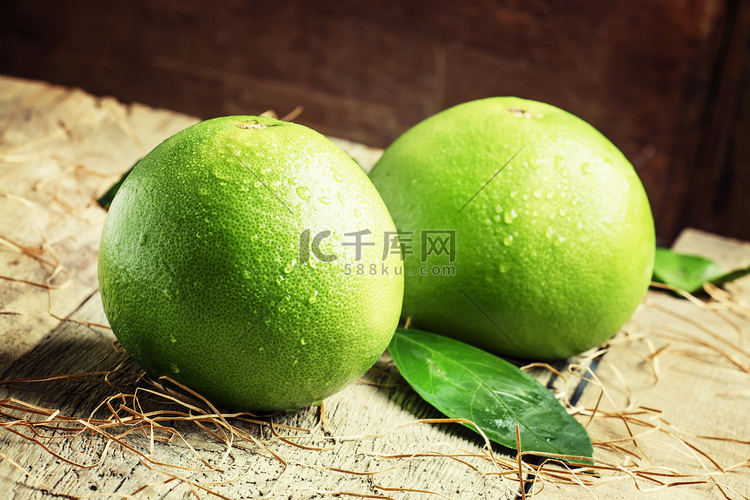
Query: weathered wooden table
1,75,748,499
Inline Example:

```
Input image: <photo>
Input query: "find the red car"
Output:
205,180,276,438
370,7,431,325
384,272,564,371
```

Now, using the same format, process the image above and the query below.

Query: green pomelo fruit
369,97,654,360
98,116,404,412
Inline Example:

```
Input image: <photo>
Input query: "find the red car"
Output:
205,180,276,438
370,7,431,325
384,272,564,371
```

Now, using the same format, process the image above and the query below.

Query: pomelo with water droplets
369,97,654,360
98,115,403,411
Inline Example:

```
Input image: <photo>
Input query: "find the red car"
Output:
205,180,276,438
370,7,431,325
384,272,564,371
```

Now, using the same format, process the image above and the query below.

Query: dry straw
2,215,748,498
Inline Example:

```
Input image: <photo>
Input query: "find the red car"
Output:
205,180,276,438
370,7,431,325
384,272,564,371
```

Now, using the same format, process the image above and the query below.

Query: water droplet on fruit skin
532,189,542,199
354,208,361,217
169,334,177,343
503,235,514,246
555,156,566,171
139,234,148,245
318,196,331,205
163,289,172,300
581,162,593,175
283,259,297,274
296,186,311,200
170,363,180,374
499,262,510,273
301,338,307,345
309,290,318,303
276,275,285,285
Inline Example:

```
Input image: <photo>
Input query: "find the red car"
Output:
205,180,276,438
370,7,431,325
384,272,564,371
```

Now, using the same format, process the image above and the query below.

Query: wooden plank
0,76,519,499
533,229,750,499
1,76,749,499
1,0,744,242
0,295,517,499
678,1,750,242
0,75,198,375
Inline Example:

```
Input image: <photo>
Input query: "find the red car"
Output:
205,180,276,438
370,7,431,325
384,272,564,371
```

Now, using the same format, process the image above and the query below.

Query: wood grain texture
534,229,750,500
0,77,198,375
680,0,750,242
1,76,749,499
2,0,748,243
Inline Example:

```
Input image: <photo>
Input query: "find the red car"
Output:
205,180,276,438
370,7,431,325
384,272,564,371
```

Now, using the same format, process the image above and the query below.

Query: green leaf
96,160,139,209
651,247,750,294
711,263,750,289
388,328,593,461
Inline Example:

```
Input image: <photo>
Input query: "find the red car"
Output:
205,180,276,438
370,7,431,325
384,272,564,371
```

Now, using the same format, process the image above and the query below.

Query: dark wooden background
2,0,749,244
